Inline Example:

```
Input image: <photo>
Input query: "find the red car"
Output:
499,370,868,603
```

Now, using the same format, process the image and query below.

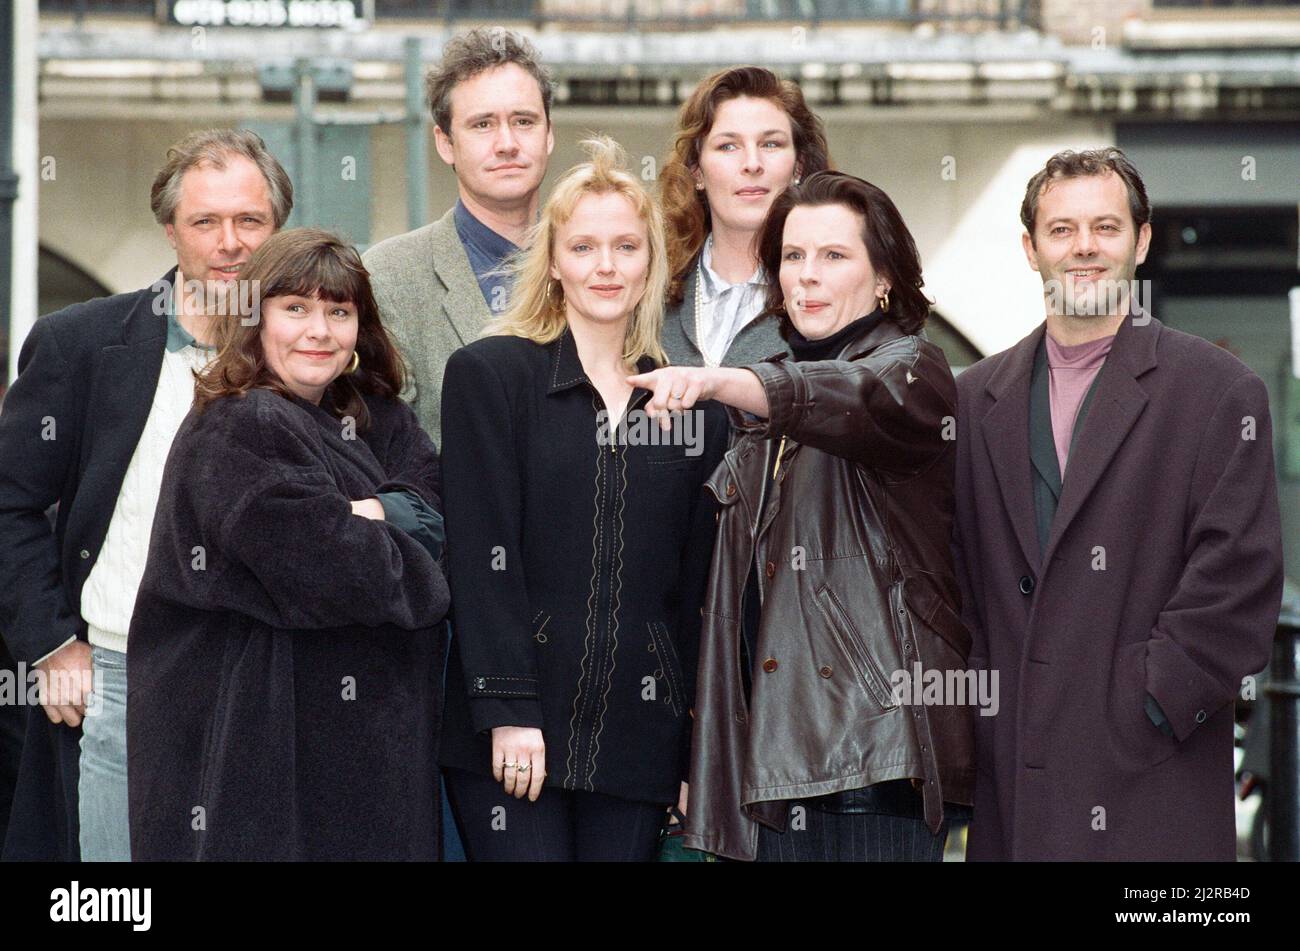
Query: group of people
0,28,1283,863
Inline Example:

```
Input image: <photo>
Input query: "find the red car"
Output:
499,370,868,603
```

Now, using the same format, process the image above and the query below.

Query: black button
1195,709,1207,723
1018,575,1034,595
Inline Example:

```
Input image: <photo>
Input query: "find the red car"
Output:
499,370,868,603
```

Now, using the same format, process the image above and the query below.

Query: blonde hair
484,135,668,367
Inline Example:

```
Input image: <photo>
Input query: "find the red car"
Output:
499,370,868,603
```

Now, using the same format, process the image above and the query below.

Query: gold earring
347,350,360,374
880,291,890,313
695,183,704,191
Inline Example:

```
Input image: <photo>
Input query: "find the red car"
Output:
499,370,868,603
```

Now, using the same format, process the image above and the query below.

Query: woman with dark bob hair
658,65,831,369
631,171,976,861
126,228,451,860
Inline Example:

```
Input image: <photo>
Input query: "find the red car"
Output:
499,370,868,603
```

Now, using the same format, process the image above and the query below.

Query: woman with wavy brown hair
126,228,450,860
659,65,831,369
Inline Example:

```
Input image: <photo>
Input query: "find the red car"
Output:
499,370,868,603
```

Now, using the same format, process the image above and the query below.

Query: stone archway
39,243,111,317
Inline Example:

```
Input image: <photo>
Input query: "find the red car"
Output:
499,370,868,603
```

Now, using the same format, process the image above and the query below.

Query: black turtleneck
787,308,884,362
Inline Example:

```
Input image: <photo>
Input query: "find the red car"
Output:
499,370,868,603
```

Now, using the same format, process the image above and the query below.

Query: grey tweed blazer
362,207,493,448
659,256,788,368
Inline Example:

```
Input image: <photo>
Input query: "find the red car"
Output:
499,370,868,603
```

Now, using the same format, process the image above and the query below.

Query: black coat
127,387,451,861
953,316,1283,860
0,270,178,861
438,330,728,805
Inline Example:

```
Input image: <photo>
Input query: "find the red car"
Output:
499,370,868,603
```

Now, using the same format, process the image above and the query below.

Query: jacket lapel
675,262,703,359
430,209,492,347
979,324,1043,571
83,271,173,481
1039,315,1159,566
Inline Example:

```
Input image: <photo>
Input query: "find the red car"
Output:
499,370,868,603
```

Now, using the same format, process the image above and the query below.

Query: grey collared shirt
696,232,767,367
163,283,217,354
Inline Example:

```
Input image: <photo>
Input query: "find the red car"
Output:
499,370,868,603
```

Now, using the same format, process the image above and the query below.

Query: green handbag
655,807,718,862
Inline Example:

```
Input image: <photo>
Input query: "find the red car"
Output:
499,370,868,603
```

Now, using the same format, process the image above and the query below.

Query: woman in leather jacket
630,171,976,861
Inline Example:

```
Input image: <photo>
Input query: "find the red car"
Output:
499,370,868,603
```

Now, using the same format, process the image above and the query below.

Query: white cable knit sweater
80,344,210,654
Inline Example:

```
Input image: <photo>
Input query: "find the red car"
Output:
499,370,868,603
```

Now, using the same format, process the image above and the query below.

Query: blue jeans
78,645,130,862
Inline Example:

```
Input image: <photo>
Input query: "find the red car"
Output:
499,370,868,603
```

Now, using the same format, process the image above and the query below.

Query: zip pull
772,435,789,479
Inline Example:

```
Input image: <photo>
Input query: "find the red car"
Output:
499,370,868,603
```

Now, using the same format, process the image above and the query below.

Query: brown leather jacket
682,318,976,861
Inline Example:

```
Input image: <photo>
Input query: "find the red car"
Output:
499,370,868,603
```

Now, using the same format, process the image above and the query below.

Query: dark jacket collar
126,267,180,347
546,326,657,395
985,312,1161,401
835,312,907,361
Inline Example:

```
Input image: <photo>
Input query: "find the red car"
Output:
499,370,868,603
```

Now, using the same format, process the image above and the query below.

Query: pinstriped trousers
755,800,951,862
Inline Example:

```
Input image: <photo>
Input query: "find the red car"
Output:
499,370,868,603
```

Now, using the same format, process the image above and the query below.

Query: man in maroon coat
953,148,1283,860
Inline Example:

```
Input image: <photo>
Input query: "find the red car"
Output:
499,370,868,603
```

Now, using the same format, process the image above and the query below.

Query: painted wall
36,109,1114,360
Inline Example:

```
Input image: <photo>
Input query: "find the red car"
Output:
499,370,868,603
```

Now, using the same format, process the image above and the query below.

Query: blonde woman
437,137,728,861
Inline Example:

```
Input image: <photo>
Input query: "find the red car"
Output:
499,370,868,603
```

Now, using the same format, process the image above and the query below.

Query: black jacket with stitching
438,328,727,804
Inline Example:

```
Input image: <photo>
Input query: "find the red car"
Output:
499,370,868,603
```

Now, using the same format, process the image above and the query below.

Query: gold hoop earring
880,291,890,313
347,350,360,374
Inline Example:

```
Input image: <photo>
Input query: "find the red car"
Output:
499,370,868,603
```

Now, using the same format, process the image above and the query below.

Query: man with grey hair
363,26,554,448
0,128,290,861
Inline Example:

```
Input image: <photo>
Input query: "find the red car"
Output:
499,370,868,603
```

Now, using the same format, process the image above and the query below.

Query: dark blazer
127,387,451,860
953,314,1283,860
438,330,728,804
0,270,176,860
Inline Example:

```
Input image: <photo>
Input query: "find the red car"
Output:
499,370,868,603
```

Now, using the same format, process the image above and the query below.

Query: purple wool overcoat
953,314,1282,861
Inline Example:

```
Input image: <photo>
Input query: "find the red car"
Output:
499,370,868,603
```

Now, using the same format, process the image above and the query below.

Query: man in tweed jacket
363,29,554,447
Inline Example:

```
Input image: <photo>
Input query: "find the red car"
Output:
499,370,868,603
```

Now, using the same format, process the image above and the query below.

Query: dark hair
151,128,294,228
1020,148,1152,242
194,228,406,432
660,65,833,306
425,27,553,137
757,170,931,336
